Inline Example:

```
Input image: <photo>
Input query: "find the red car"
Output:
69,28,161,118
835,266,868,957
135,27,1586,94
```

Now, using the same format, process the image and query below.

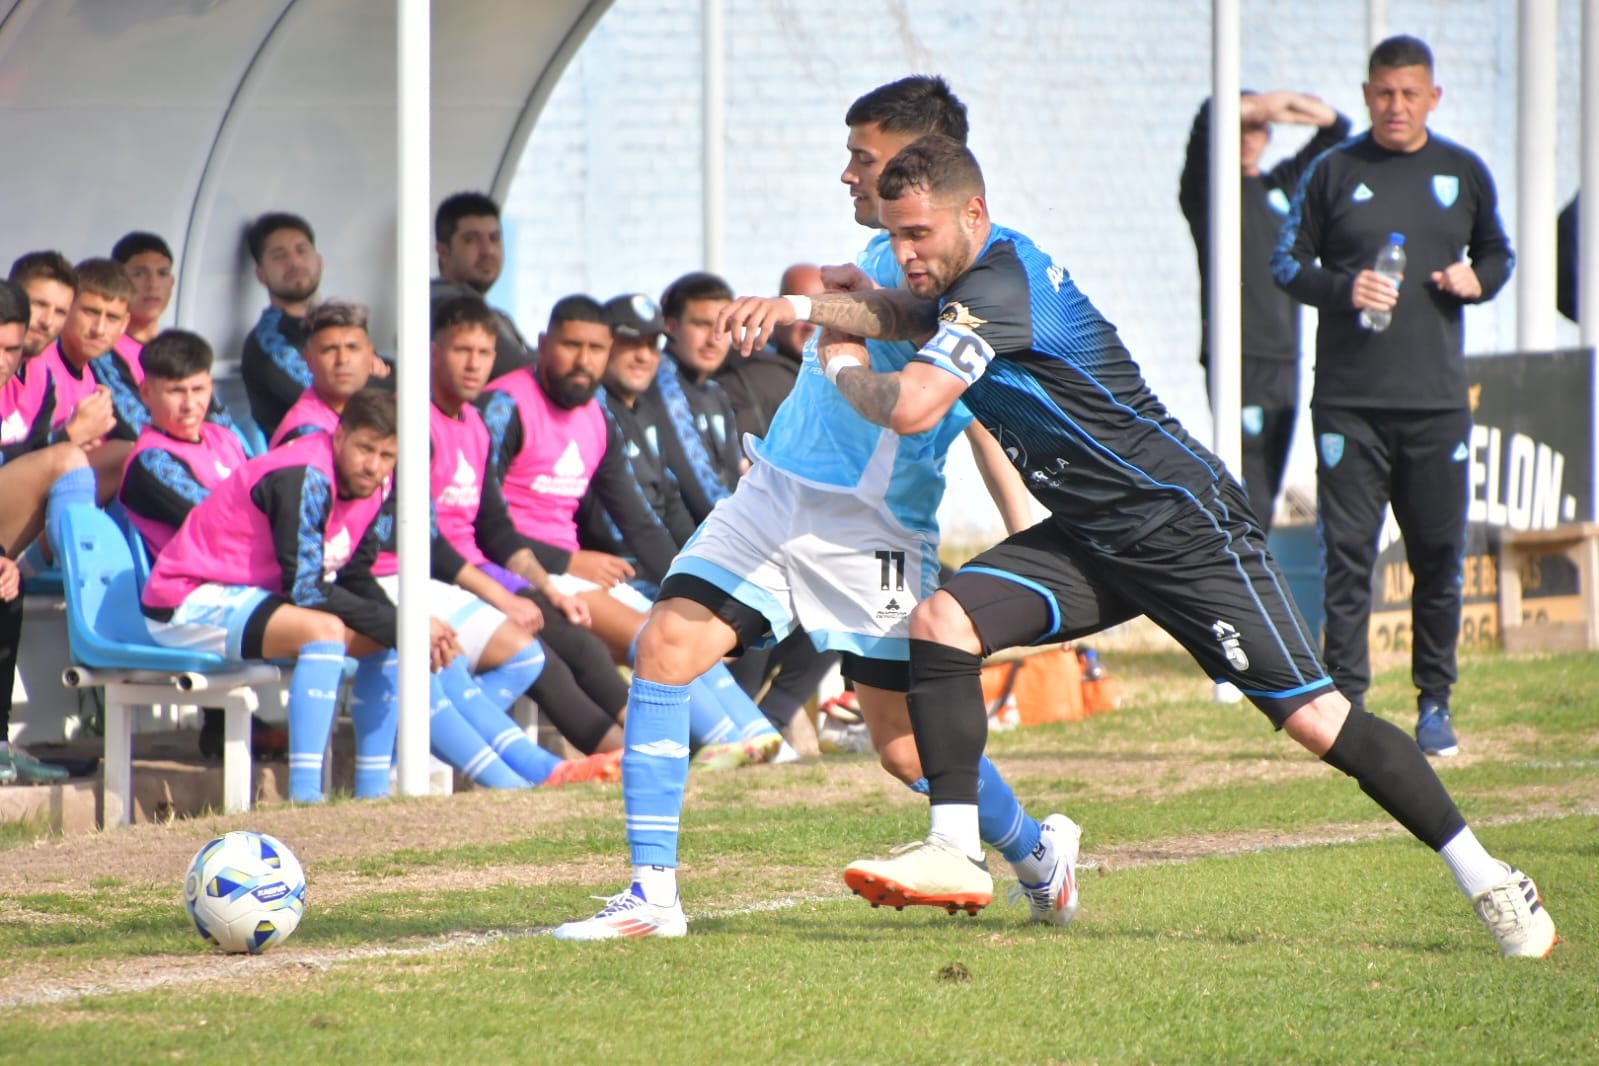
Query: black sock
1321,709,1466,849
906,638,986,807
0,592,22,739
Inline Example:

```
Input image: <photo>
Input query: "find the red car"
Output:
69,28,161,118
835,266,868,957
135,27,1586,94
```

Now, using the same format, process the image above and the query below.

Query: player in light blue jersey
554,77,1082,941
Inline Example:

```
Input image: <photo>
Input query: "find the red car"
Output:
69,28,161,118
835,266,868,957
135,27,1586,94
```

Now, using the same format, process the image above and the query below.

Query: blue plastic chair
54,503,284,824
56,503,225,674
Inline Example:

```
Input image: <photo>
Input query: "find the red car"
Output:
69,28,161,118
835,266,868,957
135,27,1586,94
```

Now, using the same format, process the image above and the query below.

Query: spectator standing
1273,35,1514,757
1180,90,1349,530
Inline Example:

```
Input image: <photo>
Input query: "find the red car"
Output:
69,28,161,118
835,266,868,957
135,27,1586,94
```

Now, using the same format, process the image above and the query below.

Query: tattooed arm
717,290,939,356
816,328,967,436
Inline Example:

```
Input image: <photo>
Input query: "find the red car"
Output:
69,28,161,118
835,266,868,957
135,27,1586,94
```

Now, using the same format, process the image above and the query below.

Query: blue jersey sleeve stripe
293,466,333,606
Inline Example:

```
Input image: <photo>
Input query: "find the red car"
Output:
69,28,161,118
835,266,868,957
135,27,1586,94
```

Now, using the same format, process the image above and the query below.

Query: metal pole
395,0,431,796
1584,0,1599,519
1517,0,1558,353
702,0,725,273
1367,0,1387,50
1209,0,1242,476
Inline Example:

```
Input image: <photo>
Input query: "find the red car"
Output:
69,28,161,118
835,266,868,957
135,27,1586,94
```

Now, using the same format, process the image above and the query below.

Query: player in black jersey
1272,36,1513,758
719,133,1553,958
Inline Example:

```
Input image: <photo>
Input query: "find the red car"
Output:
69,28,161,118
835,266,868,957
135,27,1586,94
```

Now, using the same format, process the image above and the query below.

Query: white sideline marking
7,805,1591,1010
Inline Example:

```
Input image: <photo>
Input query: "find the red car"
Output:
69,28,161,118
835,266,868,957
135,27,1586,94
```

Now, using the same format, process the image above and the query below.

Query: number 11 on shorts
875,550,907,591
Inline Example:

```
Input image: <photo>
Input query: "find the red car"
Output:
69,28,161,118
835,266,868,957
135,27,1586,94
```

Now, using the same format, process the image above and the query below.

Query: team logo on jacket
1432,175,1459,208
1267,188,1290,215
1319,432,1345,468
1351,182,1374,203
1212,620,1250,672
439,451,480,508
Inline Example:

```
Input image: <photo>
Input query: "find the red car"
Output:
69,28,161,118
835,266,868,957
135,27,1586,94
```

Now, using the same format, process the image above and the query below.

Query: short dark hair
305,299,369,337
660,272,733,322
434,191,501,245
111,231,173,265
73,258,134,304
1369,34,1434,78
433,293,499,339
877,134,986,204
845,76,969,145
246,212,315,264
547,294,609,331
140,329,214,381
8,250,77,292
339,387,397,438
0,279,29,331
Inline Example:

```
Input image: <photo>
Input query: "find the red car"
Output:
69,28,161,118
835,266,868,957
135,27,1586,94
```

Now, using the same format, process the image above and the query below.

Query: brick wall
504,0,1584,545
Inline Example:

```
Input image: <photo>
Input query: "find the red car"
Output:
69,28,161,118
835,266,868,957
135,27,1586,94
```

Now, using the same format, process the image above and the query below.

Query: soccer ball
183,831,306,954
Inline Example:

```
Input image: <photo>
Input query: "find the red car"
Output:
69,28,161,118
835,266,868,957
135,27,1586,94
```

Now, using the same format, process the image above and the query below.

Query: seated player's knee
1281,689,1352,757
908,589,981,654
49,441,88,478
300,610,348,648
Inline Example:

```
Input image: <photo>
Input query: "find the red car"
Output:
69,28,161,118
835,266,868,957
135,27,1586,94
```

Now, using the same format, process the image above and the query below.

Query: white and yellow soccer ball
183,831,306,954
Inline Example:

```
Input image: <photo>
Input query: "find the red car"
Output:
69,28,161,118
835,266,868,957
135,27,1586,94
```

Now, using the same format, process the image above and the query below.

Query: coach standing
1272,35,1513,758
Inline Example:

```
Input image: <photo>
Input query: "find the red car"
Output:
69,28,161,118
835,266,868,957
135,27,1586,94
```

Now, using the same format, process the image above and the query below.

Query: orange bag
979,644,1087,727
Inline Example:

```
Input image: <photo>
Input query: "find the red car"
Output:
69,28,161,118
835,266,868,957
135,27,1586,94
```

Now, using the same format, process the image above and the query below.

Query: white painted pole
395,0,431,796
1209,0,1242,476
1579,0,1592,521
1517,0,1558,353
702,0,726,273
1367,0,1387,51
1584,0,1599,519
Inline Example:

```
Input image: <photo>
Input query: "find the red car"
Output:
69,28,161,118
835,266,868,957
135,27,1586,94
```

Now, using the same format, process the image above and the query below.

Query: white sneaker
552,886,688,941
1473,866,1557,958
818,718,874,754
770,740,801,765
844,839,993,916
1006,813,1082,926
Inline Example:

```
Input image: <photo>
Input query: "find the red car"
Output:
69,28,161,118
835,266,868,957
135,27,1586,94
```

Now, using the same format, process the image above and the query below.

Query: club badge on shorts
1319,432,1345,468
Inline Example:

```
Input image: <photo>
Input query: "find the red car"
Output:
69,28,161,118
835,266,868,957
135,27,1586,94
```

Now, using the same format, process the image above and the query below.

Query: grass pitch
0,650,1594,1065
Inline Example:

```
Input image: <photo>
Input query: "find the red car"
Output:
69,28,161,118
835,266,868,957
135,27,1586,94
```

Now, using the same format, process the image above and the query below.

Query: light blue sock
907,757,1042,864
428,674,528,789
979,756,1042,863
703,661,782,742
438,657,561,784
287,640,347,803
624,677,692,867
44,465,97,554
685,675,737,747
475,641,545,710
348,650,398,799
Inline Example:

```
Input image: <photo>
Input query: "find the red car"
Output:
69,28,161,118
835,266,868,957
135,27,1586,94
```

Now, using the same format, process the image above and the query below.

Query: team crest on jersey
1212,620,1250,672
938,302,987,331
1320,432,1345,468
1267,188,1290,215
1241,405,1264,437
0,410,26,444
1432,175,1459,208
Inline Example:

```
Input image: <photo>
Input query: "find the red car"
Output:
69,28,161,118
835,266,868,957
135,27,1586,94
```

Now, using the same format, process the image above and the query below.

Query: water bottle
1358,232,1406,332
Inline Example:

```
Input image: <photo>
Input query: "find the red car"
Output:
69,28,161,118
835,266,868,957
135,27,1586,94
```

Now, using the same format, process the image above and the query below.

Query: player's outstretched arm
717,290,938,356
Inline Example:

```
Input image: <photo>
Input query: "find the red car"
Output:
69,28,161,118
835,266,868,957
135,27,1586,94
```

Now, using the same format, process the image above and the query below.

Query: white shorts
665,458,939,660
375,576,507,671
547,571,655,615
146,583,272,661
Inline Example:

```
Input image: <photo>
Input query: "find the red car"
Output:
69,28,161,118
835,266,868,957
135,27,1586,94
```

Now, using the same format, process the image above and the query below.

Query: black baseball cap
605,293,666,339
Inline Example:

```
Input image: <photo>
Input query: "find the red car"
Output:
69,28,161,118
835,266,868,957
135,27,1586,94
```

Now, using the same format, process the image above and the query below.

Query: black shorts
946,483,1331,726
658,573,909,692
